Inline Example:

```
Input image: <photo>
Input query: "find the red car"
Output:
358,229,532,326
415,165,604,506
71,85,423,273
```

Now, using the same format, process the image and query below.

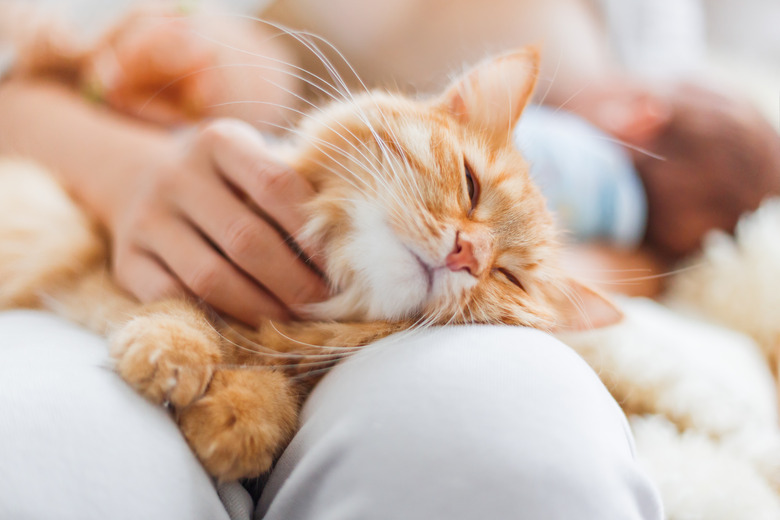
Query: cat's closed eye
496,267,526,292
464,159,480,216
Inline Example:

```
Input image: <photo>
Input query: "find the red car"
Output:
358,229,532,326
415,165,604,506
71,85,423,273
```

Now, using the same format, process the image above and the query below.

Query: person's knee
0,311,231,520
262,325,663,519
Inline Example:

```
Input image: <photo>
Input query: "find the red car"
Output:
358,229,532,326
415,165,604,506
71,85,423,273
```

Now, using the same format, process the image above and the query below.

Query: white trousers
0,311,663,519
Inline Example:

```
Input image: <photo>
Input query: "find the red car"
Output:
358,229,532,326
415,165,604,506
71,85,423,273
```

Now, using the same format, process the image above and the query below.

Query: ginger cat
0,47,619,481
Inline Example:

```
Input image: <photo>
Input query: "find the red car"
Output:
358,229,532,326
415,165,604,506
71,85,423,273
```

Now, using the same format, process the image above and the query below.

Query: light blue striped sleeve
514,105,647,248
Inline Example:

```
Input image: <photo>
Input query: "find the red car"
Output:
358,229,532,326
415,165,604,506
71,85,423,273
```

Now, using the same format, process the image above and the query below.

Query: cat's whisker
210,359,341,373
135,61,338,119
356,97,431,209
208,98,394,198
457,307,472,327
466,305,477,326
201,62,346,117
293,31,366,101
351,133,417,215
290,364,340,382
188,26,349,101
576,262,703,285
549,80,594,116
165,74,418,203
266,321,366,351
535,49,564,109
271,25,428,210
277,30,424,211
256,113,391,200
303,150,385,204
135,15,378,127
256,119,384,201
281,28,428,207
555,279,593,331
298,143,414,225
205,317,354,360
222,14,367,101
375,133,427,209
412,304,449,332
282,27,404,170
282,320,452,383
206,323,310,359
178,42,404,187
442,306,464,328
328,134,418,213
405,313,435,333
194,72,391,186
593,135,667,162
374,150,428,219
291,31,432,211
276,88,414,194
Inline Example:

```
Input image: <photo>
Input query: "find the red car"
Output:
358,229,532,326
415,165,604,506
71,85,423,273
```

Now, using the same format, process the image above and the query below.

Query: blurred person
265,0,780,263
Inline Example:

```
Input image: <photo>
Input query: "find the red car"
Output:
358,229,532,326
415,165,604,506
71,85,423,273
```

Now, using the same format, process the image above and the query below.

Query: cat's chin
297,241,475,323
301,198,441,321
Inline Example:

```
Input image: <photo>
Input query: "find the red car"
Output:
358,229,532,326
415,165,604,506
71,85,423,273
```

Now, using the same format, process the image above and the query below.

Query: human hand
82,4,298,128
81,5,217,125
108,118,329,326
578,80,780,259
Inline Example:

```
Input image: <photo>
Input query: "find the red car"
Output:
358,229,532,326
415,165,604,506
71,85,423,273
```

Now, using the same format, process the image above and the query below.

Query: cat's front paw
111,314,221,408
178,369,299,481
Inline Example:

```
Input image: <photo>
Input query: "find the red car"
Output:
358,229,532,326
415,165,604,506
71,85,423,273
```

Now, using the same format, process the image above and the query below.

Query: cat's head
292,47,620,331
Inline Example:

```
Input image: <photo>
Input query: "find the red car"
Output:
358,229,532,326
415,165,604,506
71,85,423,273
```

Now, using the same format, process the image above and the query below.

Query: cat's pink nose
446,233,481,275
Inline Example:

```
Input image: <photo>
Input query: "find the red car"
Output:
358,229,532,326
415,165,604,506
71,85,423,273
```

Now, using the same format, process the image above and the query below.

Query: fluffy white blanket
560,200,780,519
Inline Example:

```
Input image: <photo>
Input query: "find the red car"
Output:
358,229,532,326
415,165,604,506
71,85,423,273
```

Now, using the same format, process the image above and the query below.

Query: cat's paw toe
178,369,298,481
111,315,221,408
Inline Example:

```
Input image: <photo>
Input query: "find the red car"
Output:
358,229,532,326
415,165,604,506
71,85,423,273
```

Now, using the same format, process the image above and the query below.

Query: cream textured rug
561,200,780,519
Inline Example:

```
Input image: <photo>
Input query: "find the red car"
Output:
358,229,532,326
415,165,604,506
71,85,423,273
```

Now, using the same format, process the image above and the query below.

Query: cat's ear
550,278,624,332
440,46,540,145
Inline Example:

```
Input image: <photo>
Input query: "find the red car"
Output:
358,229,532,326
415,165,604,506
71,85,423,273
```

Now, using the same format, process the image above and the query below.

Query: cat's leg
110,300,223,408
172,320,401,481
176,367,299,481
0,310,236,520
120,319,397,480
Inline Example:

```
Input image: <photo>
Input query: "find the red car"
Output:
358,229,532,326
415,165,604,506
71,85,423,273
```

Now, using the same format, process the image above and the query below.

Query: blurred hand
108,118,329,326
82,5,218,125
579,80,780,259
82,4,299,128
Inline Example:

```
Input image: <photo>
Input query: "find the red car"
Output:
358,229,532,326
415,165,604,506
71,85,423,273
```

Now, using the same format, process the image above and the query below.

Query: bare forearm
265,0,616,102
0,79,174,228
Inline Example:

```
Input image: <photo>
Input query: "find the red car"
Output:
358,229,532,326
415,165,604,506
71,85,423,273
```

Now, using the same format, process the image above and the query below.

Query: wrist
88,122,179,234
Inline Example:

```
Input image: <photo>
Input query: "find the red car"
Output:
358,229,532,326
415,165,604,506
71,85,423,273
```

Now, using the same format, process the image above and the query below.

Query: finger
143,217,290,325
204,120,318,248
114,248,187,302
175,172,330,307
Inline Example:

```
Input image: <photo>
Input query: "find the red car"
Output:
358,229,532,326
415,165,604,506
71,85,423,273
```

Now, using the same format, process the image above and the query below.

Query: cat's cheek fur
318,199,430,320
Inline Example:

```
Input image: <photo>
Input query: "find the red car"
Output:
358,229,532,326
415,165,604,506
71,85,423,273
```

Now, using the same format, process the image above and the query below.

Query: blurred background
1,0,778,123
602,0,780,121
